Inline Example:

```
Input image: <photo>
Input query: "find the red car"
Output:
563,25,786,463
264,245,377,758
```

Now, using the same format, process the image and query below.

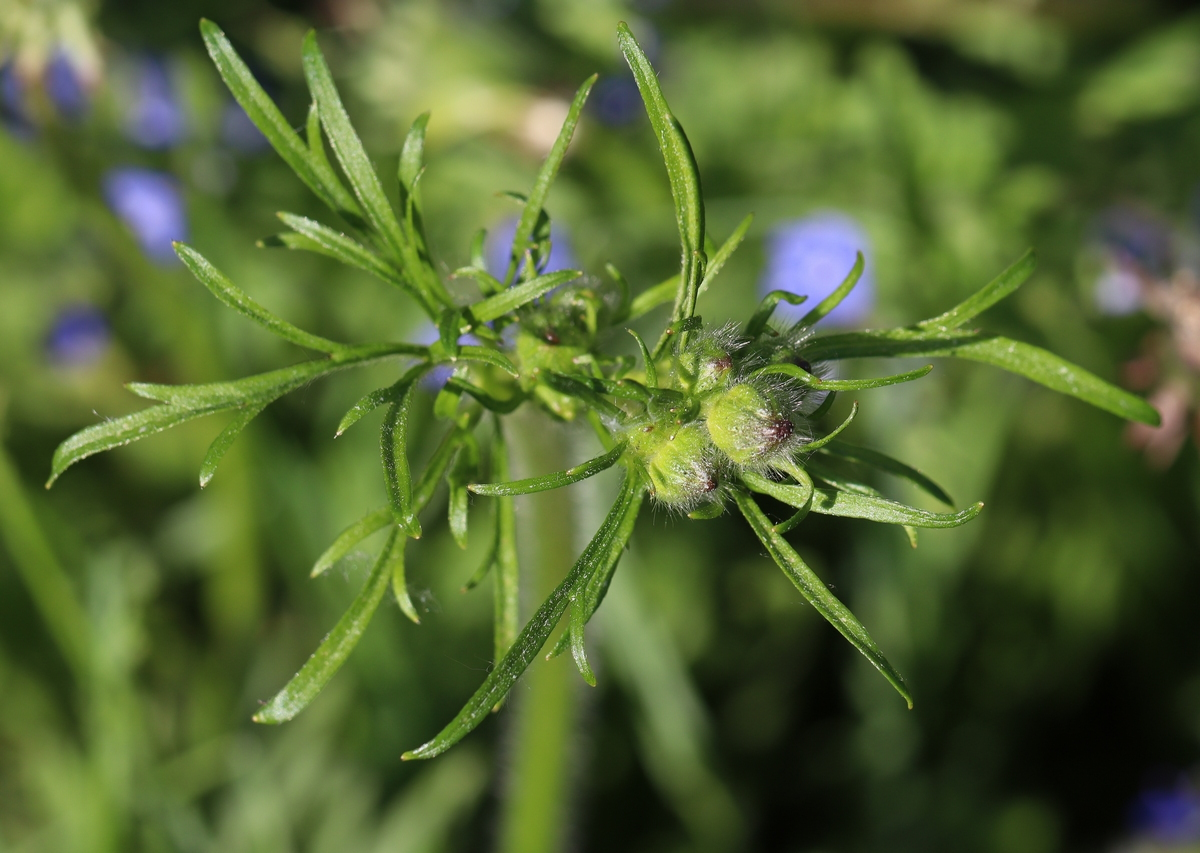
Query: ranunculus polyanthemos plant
48,21,1160,760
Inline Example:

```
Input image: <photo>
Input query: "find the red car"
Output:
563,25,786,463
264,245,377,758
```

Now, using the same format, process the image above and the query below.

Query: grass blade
618,22,706,333
471,269,581,323
733,489,912,707
403,473,645,760
504,75,597,284
469,443,625,497
311,506,393,577
810,488,982,528
918,249,1036,332
254,529,398,723
199,401,267,488
797,251,864,328
200,20,360,220
175,243,346,353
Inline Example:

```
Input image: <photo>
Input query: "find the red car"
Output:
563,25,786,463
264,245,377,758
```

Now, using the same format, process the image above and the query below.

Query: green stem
496,413,581,853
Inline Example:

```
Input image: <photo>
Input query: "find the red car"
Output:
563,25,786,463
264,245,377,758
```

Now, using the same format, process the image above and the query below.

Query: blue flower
1128,778,1200,844
123,58,186,149
46,305,110,365
760,213,874,327
102,167,188,264
1,62,33,137
44,50,89,119
485,217,577,281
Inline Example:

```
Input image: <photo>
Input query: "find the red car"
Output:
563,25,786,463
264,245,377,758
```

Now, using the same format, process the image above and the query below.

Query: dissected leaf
403,473,645,760
175,243,347,353
618,22,706,336
469,443,625,497
734,489,913,708
311,506,393,578
199,401,267,488
200,20,360,220
810,488,983,528
255,529,398,723
505,75,597,284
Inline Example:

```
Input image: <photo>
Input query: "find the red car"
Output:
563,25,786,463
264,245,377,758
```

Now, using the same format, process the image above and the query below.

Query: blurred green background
3,0,1200,851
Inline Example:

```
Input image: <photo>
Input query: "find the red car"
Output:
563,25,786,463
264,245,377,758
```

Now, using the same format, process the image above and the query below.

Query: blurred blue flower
1128,778,1200,844
46,305,110,365
485,217,577,281
760,213,874,327
1,62,33,137
44,50,89,119
102,167,187,264
1096,205,1173,279
412,323,483,391
220,100,268,153
591,75,643,127
123,58,185,149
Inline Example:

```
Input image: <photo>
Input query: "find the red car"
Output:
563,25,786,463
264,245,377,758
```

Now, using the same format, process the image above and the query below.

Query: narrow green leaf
810,488,983,528
399,111,430,195
819,442,953,506
628,274,680,320
199,401,267,488
470,229,488,271
570,593,596,687
403,473,645,760
605,263,633,322
618,22,706,333
540,373,623,418
744,291,808,339
798,251,864,328
918,249,1036,332
48,404,223,487
491,420,519,662
803,401,859,453
462,515,498,592
740,468,814,511
200,20,360,220
388,536,421,624
445,377,524,414
469,443,625,497
275,212,418,297
453,266,505,298
807,390,838,421
733,489,912,707
472,269,581,324
447,433,480,549
504,75,597,285
254,529,397,723
337,384,400,437
755,361,933,391
302,29,412,272
128,360,333,409
311,506,392,577
628,329,656,388
413,429,468,511
175,243,346,353
697,213,752,297
382,380,422,538
455,345,519,377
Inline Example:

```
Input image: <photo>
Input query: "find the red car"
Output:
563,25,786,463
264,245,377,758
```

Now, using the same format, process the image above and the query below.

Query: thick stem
496,412,581,853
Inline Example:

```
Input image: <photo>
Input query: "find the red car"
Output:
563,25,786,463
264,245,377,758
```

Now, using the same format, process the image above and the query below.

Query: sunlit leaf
918,249,1036,332
199,401,267,488
755,361,933,391
471,269,581,324
819,442,953,506
311,506,392,578
469,443,625,497
809,488,983,528
744,290,808,339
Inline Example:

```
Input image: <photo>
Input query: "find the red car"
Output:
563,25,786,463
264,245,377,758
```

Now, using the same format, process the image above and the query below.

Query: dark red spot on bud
764,416,793,447
543,330,561,345
712,355,732,373
700,476,718,493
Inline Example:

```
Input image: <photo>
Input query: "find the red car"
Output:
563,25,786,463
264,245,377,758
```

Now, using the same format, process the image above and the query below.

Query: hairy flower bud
704,382,796,466
626,420,720,508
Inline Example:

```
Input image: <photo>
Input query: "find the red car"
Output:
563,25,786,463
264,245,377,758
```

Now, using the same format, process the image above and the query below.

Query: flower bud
704,382,795,466
627,420,720,507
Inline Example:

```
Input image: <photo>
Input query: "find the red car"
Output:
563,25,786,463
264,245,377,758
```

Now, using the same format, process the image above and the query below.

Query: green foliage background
2,1,1199,851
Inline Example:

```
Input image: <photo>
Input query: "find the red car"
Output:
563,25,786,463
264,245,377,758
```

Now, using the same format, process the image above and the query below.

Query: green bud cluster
620,326,811,512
